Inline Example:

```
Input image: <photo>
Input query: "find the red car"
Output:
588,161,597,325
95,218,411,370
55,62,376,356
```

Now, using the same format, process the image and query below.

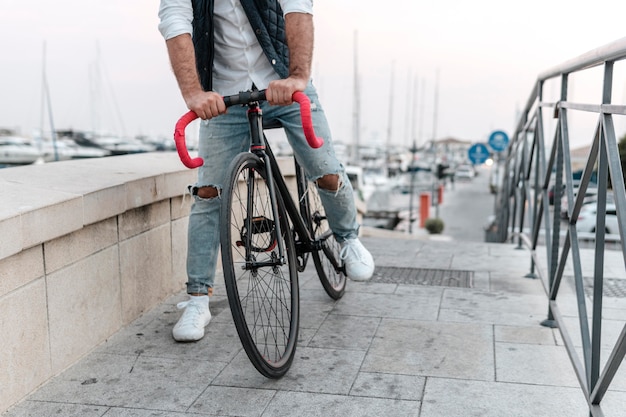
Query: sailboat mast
418,78,425,147
386,61,395,169
41,42,59,161
411,75,418,148
352,30,360,165
432,68,440,146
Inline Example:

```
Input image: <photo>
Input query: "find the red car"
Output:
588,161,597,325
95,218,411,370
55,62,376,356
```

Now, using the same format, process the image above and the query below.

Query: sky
1,0,625,150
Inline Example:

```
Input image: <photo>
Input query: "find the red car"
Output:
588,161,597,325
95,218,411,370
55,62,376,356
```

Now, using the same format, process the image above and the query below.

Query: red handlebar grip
174,111,203,169
292,92,324,149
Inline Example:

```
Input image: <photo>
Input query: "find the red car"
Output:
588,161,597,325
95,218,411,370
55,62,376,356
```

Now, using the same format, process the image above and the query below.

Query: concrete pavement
4,232,626,416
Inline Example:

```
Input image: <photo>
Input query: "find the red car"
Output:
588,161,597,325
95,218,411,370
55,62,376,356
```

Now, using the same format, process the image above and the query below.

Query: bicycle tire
220,152,299,379
306,181,347,300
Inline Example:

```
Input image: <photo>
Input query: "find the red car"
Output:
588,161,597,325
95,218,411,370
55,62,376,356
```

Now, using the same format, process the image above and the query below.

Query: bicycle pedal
237,216,278,252
250,216,275,234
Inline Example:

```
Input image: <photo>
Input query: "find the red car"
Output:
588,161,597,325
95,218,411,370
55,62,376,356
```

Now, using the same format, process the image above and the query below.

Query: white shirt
158,0,313,95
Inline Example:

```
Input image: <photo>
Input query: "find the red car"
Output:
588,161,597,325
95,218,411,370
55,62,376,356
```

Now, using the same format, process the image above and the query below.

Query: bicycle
173,90,347,378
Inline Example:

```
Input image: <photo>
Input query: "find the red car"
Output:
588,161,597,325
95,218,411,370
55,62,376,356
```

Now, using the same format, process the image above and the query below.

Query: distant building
430,137,474,164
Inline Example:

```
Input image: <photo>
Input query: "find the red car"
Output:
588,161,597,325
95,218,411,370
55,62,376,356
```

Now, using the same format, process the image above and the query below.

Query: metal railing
493,37,626,417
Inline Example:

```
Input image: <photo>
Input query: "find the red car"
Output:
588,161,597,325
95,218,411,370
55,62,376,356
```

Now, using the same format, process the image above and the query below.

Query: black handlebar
174,90,324,169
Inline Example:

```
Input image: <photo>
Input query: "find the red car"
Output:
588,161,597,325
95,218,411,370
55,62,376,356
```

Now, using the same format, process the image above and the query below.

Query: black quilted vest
191,0,290,91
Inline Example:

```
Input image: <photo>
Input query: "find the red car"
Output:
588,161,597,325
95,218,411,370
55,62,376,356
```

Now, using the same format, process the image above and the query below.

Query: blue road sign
488,130,509,152
468,143,490,165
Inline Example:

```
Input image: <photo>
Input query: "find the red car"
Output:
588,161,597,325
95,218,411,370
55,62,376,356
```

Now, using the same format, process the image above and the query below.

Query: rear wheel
306,181,346,300
220,153,299,378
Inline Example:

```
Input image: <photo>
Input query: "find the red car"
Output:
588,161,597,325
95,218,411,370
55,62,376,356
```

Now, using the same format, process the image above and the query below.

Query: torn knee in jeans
193,185,220,199
316,173,342,192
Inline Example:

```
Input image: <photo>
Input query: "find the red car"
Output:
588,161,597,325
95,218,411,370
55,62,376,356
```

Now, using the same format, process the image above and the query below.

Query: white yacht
0,135,42,165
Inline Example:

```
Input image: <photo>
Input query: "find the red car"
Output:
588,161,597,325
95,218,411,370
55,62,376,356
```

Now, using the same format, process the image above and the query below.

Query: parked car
455,165,475,180
560,183,597,219
548,184,563,205
576,203,619,234
582,190,615,207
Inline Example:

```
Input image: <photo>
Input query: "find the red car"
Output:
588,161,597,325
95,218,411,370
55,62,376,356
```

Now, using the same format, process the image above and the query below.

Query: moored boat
0,135,42,165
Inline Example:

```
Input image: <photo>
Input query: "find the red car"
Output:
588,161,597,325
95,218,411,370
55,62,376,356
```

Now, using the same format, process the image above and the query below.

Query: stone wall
0,153,204,413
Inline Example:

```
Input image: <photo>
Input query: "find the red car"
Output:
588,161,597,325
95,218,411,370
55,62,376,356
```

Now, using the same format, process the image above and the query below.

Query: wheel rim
222,155,299,376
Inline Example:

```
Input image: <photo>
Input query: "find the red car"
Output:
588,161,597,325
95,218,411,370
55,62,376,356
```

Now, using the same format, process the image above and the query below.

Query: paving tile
308,314,380,350
559,315,626,351
440,307,547,327
213,346,365,395
471,270,490,291
362,319,494,380
599,390,626,416
189,386,275,417
2,402,107,417
262,391,420,417
298,299,335,329
439,287,548,326
349,372,426,401
420,378,588,417
496,342,579,387
348,280,399,294
332,291,440,321
297,326,317,346
495,324,557,345
105,409,212,417
441,288,547,313
393,284,444,299
29,353,221,412
97,314,242,365
488,270,547,294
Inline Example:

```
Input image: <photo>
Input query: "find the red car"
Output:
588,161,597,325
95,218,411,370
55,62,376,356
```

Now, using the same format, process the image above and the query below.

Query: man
158,0,375,342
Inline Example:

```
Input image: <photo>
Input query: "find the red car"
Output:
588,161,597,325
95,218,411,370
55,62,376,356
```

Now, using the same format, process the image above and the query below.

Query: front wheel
306,181,346,300
220,152,299,378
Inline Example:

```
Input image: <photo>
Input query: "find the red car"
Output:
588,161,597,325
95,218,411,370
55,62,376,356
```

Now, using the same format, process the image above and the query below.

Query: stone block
21,196,84,249
171,195,191,220
0,279,51,413
0,246,44,297
44,218,118,273
119,225,173,323
118,200,169,241
170,216,189,291
125,176,165,210
161,169,195,200
0,180,83,250
83,185,127,226
46,247,122,373
0,214,22,259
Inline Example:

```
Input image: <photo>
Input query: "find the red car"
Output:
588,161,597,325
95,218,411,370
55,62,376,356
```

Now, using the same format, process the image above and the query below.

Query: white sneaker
340,238,375,281
172,295,211,342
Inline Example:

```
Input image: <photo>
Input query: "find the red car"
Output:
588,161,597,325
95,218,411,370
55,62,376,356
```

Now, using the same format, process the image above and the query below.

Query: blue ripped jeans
185,83,360,295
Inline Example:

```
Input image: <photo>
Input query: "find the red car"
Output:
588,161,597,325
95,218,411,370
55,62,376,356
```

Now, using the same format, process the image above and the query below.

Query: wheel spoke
220,154,299,378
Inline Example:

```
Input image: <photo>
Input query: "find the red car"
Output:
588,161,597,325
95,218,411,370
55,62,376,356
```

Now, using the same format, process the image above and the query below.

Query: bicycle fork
240,104,288,271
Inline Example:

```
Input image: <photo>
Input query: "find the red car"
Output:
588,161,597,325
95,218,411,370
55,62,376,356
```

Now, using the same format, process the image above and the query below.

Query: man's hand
165,34,226,120
185,90,226,120
266,77,308,106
